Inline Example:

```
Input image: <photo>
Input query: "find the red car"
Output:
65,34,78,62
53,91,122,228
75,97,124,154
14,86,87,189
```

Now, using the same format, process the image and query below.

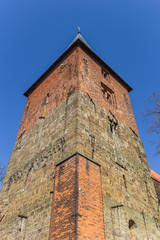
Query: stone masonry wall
0,45,160,239
75,91,160,239
0,92,79,240
1,91,159,239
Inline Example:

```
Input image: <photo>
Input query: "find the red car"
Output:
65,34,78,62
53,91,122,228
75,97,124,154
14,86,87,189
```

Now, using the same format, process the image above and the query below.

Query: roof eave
24,39,132,97
78,41,133,93
24,41,78,97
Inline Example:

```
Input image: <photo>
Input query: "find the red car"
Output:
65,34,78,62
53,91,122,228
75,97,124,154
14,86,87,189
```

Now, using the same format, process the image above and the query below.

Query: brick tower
0,32,160,239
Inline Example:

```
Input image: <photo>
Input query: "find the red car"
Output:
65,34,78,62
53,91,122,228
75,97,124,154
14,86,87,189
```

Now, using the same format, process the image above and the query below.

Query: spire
67,28,93,51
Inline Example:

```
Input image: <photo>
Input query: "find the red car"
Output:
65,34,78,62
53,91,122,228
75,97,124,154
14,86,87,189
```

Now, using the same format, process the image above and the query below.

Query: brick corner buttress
49,154,105,240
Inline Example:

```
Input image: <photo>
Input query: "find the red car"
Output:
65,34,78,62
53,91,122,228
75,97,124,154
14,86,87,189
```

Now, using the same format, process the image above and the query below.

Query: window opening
108,111,118,134
129,219,137,229
18,215,27,232
110,123,113,133
39,93,50,119
123,174,127,190
101,82,116,106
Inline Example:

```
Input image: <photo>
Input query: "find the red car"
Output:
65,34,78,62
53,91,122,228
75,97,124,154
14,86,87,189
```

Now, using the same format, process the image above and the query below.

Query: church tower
0,32,160,239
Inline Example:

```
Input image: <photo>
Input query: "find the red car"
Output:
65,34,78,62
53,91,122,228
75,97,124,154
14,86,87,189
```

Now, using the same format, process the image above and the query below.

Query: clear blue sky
0,0,159,177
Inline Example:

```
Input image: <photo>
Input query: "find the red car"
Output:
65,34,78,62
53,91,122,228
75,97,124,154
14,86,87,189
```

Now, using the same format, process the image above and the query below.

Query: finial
78,26,81,34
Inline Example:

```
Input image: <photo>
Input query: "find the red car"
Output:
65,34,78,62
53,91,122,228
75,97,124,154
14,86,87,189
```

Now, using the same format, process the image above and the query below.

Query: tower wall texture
0,45,160,239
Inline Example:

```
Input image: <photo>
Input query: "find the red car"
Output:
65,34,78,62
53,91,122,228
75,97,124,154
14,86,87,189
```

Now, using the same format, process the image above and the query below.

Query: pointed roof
67,32,93,51
24,33,132,97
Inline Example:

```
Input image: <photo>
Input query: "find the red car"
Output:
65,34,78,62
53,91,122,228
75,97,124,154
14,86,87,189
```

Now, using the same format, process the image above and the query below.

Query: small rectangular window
101,82,116,107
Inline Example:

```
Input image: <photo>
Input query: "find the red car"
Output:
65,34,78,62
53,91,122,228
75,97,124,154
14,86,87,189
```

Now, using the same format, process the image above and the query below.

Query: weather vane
78,26,80,34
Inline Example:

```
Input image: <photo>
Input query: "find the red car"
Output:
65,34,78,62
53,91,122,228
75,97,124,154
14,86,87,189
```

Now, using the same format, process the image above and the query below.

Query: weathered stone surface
0,44,160,239
0,92,78,240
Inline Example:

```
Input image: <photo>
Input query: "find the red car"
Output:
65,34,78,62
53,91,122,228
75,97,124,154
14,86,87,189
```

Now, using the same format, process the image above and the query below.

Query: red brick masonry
17,45,139,140
49,154,105,240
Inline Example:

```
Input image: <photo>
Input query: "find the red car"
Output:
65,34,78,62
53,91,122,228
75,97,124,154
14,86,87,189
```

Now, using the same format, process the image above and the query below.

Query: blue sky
0,0,159,177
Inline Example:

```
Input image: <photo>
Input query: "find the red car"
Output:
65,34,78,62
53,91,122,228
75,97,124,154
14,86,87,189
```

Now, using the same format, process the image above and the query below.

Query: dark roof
67,33,93,51
24,34,132,97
